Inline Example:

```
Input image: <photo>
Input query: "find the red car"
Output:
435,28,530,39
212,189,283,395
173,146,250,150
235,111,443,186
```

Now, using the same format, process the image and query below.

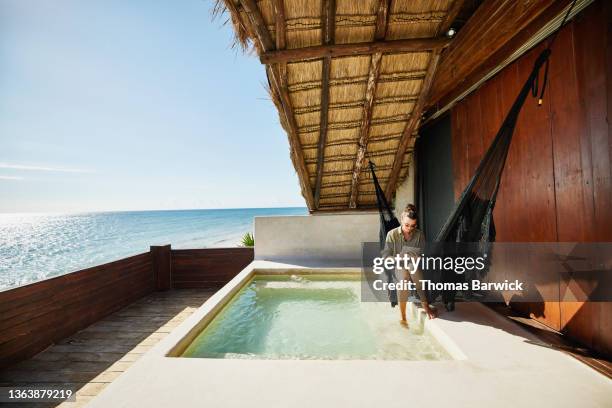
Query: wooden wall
449,0,612,356
0,252,155,368
0,246,255,368
171,248,254,288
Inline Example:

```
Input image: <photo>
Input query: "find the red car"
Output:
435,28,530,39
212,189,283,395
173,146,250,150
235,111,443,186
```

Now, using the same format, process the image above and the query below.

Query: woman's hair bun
403,204,418,220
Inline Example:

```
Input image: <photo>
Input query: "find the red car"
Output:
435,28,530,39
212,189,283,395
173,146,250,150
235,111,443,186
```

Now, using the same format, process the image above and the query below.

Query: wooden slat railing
171,247,254,289
0,252,155,368
0,245,254,368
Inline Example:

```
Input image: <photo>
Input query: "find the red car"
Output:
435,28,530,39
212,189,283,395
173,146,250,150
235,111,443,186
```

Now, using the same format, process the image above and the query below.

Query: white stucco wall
254,212,379,265
254,160,416,265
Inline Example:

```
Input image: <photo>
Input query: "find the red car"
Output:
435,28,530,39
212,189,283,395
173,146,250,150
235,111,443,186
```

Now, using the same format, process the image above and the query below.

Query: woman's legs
398,270,409,324
398,268,437,324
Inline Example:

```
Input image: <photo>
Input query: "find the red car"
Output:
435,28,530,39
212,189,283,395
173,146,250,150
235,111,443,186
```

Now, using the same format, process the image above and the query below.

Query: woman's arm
380,230,396,259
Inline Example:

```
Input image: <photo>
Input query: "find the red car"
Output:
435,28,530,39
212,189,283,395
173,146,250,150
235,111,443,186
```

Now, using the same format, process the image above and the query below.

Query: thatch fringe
213,0,457,209
213,0,253,52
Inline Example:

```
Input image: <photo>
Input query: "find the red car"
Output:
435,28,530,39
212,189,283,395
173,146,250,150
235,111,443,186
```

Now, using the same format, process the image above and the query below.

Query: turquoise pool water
181,275,451,360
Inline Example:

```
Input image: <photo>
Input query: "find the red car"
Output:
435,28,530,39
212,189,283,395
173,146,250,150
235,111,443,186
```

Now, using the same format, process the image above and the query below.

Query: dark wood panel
0,261,153,324
450,98,468,199
152,245,172,291
1,271,154,351
560,0,612,355
0,252,154,368
0,253,151,307
429,0,573,110
0,287,153,357
516,43,561,330
549,24,588,242
428,0,572,107
447,0,611,356
494,54,536,318
0,265,153,328
171,248,254,288
550,24,590,336
496,61,521,242
573,0,612,243
0,267,154,341
477,76,507,239
1,245,252,367
600,0,612,358
516,42,557,243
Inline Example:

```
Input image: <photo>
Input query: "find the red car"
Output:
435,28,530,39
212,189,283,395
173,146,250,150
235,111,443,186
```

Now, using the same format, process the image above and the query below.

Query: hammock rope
371,0,579,309
369,161,400,307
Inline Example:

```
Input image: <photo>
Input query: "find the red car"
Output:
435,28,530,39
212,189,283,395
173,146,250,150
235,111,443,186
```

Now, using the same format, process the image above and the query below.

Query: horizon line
0,206,308,216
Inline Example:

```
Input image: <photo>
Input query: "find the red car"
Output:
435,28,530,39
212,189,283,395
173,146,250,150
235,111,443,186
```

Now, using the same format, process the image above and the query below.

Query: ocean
0,207,307,291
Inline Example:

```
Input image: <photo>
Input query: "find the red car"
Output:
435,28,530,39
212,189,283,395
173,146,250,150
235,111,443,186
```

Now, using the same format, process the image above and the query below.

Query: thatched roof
217,0,466,212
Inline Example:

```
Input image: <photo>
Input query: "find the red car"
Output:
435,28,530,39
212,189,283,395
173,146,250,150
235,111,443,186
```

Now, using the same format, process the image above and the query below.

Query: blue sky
0,0,305,213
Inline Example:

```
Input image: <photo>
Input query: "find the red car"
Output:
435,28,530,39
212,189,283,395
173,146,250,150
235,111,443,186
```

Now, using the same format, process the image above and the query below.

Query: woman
381,204,437,326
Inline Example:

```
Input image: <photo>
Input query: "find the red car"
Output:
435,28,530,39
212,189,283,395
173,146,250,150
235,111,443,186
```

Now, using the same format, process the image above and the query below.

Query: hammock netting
370,161,400,307
371,46,554,308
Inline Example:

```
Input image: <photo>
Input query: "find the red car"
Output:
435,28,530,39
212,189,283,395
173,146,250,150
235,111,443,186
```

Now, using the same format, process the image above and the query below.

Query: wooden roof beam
314,0,336,208
381,0,463,203
260,37,450,64
348,50,383,208
348,0,393,208
374,0,391,40
439,0,465,35
239,0,274,52
385,51,441,201
272,0,286,50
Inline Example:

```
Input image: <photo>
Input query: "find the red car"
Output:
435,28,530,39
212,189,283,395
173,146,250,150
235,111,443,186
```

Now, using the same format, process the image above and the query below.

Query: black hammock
434,46,551,244
431,47,554,308
370,161,400,307
371,0,577,307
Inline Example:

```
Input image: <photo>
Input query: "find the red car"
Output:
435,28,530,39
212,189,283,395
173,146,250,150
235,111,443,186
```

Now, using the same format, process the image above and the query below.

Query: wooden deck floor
0,289,215,407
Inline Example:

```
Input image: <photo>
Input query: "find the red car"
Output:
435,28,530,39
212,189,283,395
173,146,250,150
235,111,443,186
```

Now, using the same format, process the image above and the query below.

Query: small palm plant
240,232,255,247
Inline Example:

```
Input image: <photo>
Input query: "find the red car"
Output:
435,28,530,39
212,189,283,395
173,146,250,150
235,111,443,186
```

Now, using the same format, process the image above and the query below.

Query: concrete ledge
88,260,612,408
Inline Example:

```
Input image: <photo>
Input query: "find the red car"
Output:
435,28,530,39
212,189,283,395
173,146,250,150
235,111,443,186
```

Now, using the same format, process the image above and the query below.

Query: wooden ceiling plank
430,0,574,111
428,0,569,107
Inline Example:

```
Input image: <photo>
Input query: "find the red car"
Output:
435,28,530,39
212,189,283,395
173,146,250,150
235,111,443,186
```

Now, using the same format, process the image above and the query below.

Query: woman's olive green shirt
381,226,426,259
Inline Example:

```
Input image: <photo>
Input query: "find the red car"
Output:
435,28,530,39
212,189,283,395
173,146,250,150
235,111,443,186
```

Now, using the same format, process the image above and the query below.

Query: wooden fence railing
0,246,254,368
171,247,254,288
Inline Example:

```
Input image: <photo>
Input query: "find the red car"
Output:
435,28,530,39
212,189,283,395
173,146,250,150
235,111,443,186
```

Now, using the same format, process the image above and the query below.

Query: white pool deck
87,260,612,408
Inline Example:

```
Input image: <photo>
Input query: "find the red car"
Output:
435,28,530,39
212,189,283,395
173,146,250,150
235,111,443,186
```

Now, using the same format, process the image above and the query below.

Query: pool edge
158,260,466,361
